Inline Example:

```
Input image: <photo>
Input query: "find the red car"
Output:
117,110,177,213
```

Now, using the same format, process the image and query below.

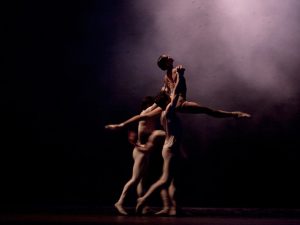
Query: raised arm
168,65,185,111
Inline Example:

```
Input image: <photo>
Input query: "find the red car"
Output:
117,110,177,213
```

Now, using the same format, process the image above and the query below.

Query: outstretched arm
105,107,163,130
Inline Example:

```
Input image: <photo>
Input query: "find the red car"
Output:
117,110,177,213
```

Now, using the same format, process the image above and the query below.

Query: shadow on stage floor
1,206,300,225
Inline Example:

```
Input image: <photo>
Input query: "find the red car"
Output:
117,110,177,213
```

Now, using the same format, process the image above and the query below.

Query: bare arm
105,107,163,130
134,130,166,153
169,65,185,110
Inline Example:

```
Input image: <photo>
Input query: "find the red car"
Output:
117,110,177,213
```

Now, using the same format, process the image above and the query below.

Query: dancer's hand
232,111,251,118
176,65,185,75
131,142,148,153
104,123,124,130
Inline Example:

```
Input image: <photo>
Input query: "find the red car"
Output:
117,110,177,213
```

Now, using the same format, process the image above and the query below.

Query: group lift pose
105,54,251,216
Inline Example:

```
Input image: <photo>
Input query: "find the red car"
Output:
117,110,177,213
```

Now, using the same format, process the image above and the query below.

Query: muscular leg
137,179,151,215
138,130,166,215
155,179,176,216
168,179,177,215
136,178,144,198
155,189,171,215
116,130,165,215
136,149,175,213
177,101,238,118
115,150,146,215
137,161,152,215
135,130,165,197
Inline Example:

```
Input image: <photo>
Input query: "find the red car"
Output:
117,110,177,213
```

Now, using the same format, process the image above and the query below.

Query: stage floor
1,214,300,225
1,207,300,225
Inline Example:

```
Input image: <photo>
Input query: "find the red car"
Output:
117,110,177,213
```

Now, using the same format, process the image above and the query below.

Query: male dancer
158,54,250,118
111,96,166,215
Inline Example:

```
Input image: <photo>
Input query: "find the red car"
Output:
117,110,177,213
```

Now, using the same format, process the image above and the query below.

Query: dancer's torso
138,106,160,144
163,67,187,100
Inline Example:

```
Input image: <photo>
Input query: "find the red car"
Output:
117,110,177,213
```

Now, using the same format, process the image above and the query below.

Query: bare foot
114,202,128,215
135,197,145,214
232,111,251,118
168,206,177,216
141,206,152,215
155,208,169,216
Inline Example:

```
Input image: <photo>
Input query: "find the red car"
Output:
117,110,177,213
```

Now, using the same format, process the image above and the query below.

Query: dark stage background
2,0,300,211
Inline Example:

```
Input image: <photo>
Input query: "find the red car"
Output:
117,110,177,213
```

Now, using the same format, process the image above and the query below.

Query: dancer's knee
158,177,171,188
127,178,139,186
